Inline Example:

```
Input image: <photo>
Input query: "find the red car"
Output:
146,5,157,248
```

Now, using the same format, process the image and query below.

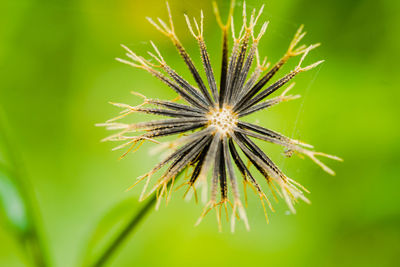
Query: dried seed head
98,0,342,231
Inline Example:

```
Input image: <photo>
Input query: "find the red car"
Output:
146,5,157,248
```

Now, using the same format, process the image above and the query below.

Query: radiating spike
223,136,249,231
234,26,317,110
117,53,208,110
235,46,324,112
147,3,213,105
148,41,210,106
145,135,212,199
212,141,223,203
214,0,235,107
185,11,219,103
235,123,313,149
239,83,301,117
146,98,204,114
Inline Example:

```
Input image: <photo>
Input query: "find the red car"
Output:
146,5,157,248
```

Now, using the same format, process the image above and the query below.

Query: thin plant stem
90,194,157,267
0,107,48,267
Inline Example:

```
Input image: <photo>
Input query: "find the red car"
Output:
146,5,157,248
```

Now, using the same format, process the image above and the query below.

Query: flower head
98,1,342,231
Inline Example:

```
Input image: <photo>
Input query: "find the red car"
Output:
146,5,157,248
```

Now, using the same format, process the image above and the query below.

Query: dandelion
98,1,342,231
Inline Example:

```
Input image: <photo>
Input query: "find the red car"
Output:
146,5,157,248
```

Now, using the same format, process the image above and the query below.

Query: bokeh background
1,0,399,266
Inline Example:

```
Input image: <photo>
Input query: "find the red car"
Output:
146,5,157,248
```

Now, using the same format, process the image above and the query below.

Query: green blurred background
1,0,399,266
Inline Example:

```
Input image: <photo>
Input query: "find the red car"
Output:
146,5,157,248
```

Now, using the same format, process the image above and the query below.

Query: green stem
0,108,48,267
24,234,47,267
90,194,157,267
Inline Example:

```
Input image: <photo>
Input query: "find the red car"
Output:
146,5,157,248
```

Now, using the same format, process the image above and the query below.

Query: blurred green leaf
81,196,140,266
0,168,31,236
82,169,187,266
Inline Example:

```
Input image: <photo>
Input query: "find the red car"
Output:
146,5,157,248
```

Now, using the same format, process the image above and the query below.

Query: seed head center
207,106,238,135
